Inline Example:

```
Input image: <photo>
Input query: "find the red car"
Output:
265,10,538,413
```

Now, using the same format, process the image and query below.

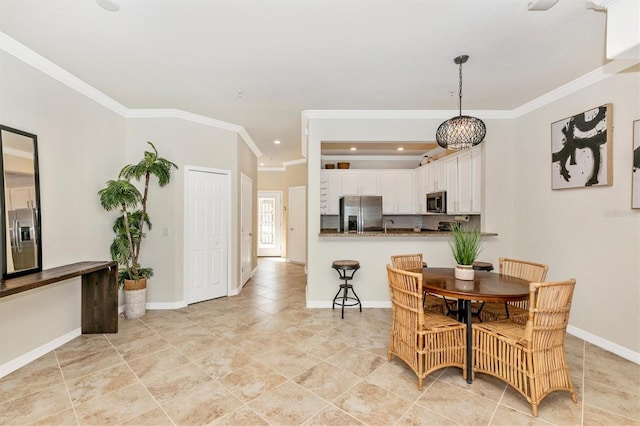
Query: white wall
0,50,125,367
512,67,640,354
125,118,242,305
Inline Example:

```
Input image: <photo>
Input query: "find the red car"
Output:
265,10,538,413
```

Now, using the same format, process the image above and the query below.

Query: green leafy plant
449,222,482,266
98,142,178,286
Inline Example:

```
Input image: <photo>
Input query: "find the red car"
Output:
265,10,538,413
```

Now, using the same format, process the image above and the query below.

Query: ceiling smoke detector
97,0,120,12
527,0,559,11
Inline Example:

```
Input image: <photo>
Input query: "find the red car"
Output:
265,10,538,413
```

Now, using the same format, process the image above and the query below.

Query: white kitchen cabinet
457,151,473,213
378,170,415,214
320,170,341,215
471,149,482,213
445,156,459,213
428,161,447,192
445,146,482,214
340,171,378,196
416,166,429,213
8,186,36,210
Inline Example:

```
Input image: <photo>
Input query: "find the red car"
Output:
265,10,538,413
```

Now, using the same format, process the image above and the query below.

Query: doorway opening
257,191,283,257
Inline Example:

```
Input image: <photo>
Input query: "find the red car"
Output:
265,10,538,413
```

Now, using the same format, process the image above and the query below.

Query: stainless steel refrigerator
339,196,383,233
8,208,38,271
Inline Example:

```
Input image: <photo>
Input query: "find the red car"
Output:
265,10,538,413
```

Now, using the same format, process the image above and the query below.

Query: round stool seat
472,261,494,272
332,260,360,270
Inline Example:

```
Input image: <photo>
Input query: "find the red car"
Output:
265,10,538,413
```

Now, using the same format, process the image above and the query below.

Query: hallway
0,258,638,425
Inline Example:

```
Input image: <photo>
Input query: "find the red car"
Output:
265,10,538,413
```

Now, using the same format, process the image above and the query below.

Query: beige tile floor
1,257,639,425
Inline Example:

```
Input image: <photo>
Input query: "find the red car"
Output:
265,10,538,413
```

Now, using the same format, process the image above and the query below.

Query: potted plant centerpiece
449,222,482,280
98,142,177,318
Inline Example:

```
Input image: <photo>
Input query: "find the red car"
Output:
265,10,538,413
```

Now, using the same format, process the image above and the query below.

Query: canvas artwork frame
633,119,640,209
551,103,612,189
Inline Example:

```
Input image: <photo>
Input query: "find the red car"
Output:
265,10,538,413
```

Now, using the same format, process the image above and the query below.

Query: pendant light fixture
436,55,486,150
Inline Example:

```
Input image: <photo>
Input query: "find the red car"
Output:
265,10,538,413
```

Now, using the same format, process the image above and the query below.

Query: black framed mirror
0,125,42,278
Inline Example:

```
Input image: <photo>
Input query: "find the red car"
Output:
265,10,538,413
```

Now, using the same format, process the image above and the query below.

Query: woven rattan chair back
391,254,445,314
391,253,425,270
525,280,575,349
472,279,577,416
386,265,466,390
499,257,548,310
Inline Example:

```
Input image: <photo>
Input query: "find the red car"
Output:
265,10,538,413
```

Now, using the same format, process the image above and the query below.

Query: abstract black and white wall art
633,119,640,209
551,104,612,189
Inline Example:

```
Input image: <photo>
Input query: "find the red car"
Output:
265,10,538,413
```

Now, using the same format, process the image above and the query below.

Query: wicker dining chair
472,279,577,416
478,257,549,323
390,253,445,314
386,265,466,390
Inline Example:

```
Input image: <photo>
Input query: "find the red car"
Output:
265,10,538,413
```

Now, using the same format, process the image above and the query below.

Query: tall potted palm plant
449,222,482,280
98,141,177,318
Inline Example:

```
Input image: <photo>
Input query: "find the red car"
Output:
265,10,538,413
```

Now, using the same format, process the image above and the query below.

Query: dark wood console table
0,261,118,334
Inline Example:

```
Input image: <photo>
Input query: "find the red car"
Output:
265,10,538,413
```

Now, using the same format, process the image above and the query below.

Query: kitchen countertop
319,229,497,237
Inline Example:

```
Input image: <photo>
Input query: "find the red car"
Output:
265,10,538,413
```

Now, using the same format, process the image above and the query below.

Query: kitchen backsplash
321,214,480,231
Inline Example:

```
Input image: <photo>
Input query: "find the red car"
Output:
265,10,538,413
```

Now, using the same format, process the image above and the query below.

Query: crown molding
283,158,307,167
586,0,618,10
127,108,240,131
0,31,261,158
126,109,261,157
301,109,512,120
258,167,286,172
237,128,262,158
0,31,129,116
511,59,638,117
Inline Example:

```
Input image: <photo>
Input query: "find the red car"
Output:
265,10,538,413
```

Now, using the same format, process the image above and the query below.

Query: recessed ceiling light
350,147,357,151
397,147,404,151
274,140,281,144
260,162,265,166
96,0,119,12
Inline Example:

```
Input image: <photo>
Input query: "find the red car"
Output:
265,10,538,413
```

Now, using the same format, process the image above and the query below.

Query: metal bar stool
331,260,361,319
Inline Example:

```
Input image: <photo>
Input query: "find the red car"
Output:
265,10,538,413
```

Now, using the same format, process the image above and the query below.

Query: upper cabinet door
429,161,447,192
378,171,416,214
340,171,378,196
457,151,473,213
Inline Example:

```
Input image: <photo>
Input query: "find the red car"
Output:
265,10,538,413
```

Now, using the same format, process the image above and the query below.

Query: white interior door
185,167,229,304
257,191,283,257
288,186,306,264
241,174,253,285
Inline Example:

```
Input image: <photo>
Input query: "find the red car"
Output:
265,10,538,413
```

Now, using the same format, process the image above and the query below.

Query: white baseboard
567,324,639,365
119,301,188,313
146,301,188,310
0,328,81,379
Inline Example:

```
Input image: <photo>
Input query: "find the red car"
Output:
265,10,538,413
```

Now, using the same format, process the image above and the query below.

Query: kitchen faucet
384,219,394,234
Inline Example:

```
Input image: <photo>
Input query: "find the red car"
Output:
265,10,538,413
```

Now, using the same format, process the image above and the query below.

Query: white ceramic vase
455,264,475,280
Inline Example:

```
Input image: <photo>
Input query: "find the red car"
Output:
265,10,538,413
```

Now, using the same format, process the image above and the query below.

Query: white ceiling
0,0,609,167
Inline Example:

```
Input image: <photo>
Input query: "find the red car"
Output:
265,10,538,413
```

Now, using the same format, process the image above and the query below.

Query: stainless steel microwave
426,191,447,213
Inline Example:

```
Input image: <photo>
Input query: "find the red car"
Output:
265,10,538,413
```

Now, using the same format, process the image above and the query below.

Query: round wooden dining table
414,267,530,383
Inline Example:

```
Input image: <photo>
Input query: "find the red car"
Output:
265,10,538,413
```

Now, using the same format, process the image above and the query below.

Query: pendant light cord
458,61,463,117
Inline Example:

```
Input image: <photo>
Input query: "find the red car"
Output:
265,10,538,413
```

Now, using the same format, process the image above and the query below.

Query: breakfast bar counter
319,229,497,238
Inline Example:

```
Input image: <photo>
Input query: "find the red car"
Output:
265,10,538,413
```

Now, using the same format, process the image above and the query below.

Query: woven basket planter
123,278,147,319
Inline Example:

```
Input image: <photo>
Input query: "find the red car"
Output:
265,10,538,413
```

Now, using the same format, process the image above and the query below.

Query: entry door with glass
257,191,283,257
